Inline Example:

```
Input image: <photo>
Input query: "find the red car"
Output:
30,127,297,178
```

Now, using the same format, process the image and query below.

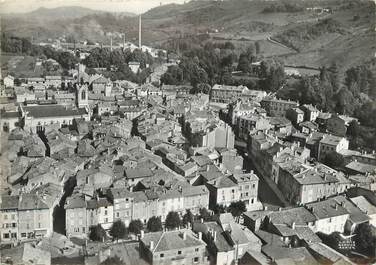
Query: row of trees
89,201,248,242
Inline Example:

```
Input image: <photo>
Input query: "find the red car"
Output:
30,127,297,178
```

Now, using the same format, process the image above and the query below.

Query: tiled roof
261,245,318,265
350,196,376,215
331,196,369,224
320,134,345,146
18,194,49,210
306,197,349,219
141,229,206,253
207,176,236,189
345,161,376,174
293,164,339,185
181,185,208,197
269,207,316,226
23,105,87,118
0,195,19,210
65,194,86,209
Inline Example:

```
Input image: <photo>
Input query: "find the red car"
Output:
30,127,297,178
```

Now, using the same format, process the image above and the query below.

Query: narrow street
237,148,289,209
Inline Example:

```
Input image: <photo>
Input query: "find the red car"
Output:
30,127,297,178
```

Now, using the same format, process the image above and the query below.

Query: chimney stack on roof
149,240,154,250
140,230,144,239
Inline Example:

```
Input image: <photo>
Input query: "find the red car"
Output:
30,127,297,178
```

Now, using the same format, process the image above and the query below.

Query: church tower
76,83,89,108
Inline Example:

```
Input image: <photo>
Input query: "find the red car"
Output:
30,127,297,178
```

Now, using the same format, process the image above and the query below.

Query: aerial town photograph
0,0,375,264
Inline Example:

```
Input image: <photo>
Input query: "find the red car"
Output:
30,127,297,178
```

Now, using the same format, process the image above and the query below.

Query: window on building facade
178,250,182,255
194,257,199,263
160,253,164,258
3,233,10,239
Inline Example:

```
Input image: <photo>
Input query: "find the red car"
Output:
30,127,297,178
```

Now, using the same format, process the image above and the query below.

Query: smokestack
139,14,142,49
110,35,113,52
150,241,154,250
123,33,125,50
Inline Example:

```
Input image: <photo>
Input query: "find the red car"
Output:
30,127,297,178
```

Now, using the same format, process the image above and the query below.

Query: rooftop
320,134,347,146
140,229,206,253
23,105,87,118
306,197,349,219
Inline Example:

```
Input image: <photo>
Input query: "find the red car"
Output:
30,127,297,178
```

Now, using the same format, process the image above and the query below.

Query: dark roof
0,195,19,210
1,111,19,119
125,168,153,179
18,194,49,210
23,105,87,118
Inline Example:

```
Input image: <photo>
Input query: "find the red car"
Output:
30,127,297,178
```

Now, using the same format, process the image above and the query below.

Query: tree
199,208,211,221
354,223,376,257
128,219,143,235
89,224,106,242
213,204,226,215
110,220,127,242
347,120,360,138
323,151,345,168
228,201,247,217
165,211,181,230
182,210,194,226
147,216,163,232
317,232,342,251
237,54,250,73
14,78,21,86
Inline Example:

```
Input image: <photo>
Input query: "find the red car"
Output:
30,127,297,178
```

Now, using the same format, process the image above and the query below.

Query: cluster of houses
0,64,375,265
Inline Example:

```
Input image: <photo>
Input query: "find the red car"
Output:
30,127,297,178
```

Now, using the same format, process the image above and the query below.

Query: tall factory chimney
138,14,142,49
110,34,113,52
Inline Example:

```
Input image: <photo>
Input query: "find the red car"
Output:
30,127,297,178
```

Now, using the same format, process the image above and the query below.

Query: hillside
1,0,374,71
2,6,105,20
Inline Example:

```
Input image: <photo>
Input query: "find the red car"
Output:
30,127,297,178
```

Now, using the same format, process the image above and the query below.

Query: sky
0,0,187,14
